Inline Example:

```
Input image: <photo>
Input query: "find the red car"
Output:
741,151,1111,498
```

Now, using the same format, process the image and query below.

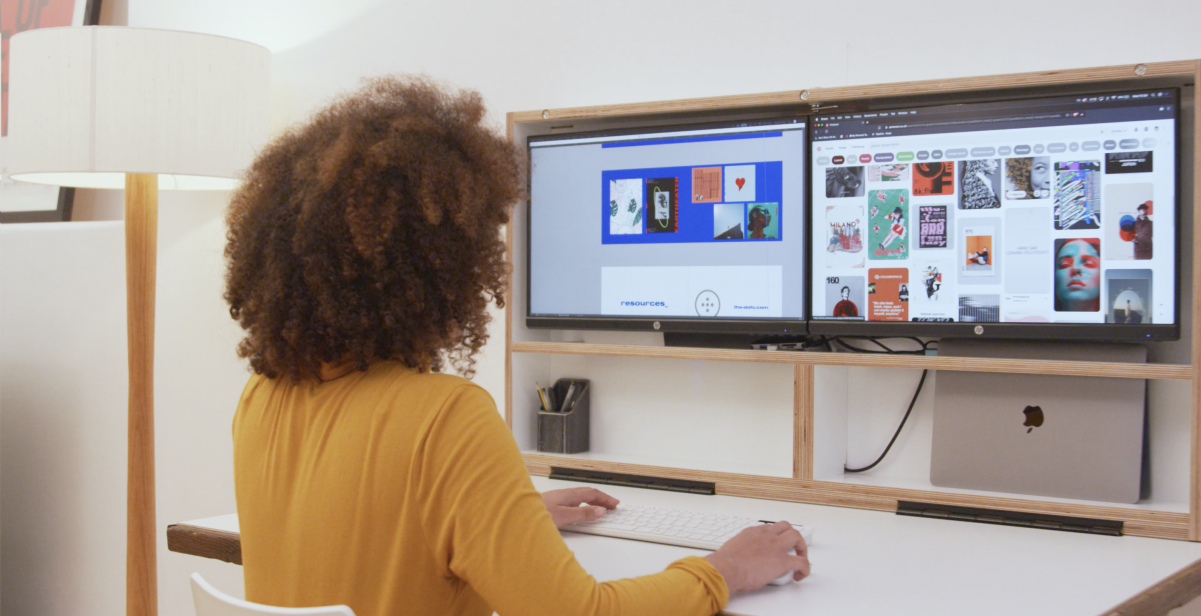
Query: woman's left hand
541,487,620,528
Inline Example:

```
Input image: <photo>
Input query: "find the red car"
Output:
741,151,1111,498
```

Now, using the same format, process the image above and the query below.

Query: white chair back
190,573,355,616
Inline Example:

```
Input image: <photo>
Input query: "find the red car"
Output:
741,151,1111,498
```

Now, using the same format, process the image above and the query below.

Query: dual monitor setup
527,87,1180,346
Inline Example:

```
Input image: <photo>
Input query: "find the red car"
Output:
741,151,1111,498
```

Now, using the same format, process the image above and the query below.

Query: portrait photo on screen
1105,269,1152,324
1054,238,1102,312
825,275,865,319
746,202,779,240
1004,157,1051,200
1105,184,1154,261
913,162,955,196
959,159,1001,209
826,166,865,198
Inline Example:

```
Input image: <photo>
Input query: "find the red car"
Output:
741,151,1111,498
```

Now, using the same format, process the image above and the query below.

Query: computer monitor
809,88,1179,341
527,117,808,339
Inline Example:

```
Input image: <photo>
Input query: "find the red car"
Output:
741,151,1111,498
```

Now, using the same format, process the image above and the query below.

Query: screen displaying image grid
810,90,1177,328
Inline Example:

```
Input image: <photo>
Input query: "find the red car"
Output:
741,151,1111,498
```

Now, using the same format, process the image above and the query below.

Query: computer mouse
768,549,799,586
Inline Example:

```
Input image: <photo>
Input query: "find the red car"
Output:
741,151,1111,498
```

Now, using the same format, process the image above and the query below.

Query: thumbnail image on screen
810,89,1177,334
528,118,807,327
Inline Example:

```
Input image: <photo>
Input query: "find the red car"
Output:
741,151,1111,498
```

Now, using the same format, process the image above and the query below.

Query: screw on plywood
1135,64,1147,76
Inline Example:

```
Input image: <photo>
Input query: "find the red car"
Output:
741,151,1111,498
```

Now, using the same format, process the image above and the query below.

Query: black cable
844,369,929,473
832,336,926,355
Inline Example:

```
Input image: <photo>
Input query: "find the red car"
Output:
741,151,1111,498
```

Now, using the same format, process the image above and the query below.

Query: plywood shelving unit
505,60,1201,542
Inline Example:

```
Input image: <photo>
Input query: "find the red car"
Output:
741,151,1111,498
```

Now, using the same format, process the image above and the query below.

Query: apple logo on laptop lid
1022,405,1044,433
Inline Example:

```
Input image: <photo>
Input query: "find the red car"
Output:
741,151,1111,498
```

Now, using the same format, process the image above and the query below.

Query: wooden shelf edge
1101,557,1201,616
512,60,1199,124
524,454,1190,540
511,341,1192,380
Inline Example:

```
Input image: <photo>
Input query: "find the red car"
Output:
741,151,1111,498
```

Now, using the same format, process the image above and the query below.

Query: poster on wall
0,0,102,222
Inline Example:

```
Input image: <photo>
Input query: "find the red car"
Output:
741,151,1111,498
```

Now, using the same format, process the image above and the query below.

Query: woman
224,77,808,616
1054,238,1101,312
1030,157,1051,198
747,204,774,239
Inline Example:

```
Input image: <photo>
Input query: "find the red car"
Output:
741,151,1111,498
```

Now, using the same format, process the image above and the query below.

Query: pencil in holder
537,378,590,454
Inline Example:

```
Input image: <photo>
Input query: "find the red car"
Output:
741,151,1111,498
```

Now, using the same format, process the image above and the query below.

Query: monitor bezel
524,115,810,336
805,86,1182,342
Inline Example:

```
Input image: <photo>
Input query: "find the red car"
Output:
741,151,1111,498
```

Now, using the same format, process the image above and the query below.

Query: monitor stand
663,332,808,350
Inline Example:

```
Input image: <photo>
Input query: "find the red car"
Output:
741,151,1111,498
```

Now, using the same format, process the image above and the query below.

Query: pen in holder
537,378,590,454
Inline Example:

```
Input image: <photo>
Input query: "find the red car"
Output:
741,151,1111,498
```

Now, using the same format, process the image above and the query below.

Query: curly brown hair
224,76,523,380
1005,157,1032,193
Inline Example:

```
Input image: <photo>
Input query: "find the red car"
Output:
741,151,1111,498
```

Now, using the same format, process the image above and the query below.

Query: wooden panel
512,61,1198,124
523,454,1190,540
1100,557,1201,616
510,90,806,124
511,341,1191,380
1191,63,1201,543
166,523,242,565
793,365,814,480
804,60,1199,104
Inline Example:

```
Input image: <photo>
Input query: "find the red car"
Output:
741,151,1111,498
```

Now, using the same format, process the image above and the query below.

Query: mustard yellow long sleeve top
233,361,729,616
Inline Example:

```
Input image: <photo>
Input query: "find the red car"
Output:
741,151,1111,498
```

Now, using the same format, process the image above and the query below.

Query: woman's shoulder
368,363,495,408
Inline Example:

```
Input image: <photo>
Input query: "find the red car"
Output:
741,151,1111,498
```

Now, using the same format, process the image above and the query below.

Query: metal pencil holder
537,378,590,454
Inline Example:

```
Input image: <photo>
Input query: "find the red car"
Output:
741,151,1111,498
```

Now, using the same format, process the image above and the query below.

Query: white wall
5,1,1201,615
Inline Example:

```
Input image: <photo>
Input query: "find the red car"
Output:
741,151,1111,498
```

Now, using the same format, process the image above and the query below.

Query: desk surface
170,476,1201,616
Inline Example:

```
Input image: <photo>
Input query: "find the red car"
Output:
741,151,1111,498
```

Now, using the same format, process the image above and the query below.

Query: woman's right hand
703,521,810,591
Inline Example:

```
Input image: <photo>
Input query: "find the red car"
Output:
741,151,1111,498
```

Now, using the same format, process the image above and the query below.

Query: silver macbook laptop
930,339,1146,504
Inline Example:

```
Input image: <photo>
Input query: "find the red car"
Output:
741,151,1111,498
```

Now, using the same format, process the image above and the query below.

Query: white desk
169,476,1201,616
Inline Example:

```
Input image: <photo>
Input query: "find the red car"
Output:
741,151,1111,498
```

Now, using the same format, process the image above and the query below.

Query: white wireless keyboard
562,503,813,585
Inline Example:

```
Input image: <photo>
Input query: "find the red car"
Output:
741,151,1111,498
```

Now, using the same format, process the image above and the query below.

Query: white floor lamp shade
8,26,269,188
7,26,270,616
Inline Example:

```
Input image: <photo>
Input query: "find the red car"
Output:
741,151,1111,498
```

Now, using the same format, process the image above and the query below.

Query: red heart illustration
735,178,745,190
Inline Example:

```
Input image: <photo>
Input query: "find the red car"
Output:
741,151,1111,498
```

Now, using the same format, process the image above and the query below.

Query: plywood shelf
510,61,1199,125
511,341,1192,380
520,449,793,480
522,454,1191,540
